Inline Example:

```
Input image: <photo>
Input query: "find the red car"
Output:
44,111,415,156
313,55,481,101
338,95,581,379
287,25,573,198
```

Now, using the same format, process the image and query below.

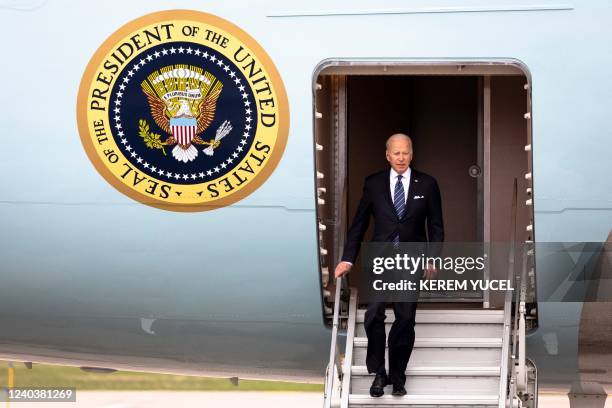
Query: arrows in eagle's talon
203,120,232,157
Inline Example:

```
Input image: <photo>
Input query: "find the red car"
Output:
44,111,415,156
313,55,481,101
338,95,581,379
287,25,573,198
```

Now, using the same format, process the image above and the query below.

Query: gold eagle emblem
139,65,230,163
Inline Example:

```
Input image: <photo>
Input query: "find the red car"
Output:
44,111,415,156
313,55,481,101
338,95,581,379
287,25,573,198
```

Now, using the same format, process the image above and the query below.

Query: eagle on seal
141,66,228,163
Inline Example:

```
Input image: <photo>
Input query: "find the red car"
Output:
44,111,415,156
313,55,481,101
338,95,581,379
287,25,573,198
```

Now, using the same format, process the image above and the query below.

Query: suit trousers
364,300,418,386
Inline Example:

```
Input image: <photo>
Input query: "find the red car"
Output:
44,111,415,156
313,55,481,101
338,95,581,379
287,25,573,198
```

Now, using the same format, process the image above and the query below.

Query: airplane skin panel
0,317,330,381
0,204,329,380
0,0,611,389
0,206,322,321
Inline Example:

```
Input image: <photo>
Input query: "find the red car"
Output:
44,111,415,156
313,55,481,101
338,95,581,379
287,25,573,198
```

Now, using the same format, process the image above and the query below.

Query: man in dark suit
335,133,444,397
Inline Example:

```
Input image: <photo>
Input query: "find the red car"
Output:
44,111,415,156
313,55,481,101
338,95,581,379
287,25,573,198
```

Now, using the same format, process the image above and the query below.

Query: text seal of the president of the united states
77,10,289,211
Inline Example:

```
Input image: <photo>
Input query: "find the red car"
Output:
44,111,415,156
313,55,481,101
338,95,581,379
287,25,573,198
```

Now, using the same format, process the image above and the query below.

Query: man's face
386,138,413,174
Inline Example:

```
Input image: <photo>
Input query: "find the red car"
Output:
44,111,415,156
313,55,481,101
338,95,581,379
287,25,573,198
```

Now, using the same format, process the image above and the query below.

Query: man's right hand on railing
335,261,352,278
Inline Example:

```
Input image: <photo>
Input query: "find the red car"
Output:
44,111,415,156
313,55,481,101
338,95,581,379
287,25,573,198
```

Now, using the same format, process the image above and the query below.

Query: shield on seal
170,117,197,146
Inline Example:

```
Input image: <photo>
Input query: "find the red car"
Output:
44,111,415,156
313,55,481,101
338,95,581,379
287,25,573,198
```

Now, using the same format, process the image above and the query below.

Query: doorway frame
312,59,533,312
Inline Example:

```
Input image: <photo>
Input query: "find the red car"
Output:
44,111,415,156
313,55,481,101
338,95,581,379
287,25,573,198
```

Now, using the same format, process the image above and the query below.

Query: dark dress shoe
391,383,407,396
369,373,388,397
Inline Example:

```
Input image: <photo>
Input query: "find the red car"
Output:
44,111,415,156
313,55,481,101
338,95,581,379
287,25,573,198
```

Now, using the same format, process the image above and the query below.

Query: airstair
350,306,504,407
323,182,538,408
324,282,537,408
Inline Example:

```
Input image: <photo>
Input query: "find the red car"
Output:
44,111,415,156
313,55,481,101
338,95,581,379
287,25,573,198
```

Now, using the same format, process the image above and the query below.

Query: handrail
516,248,528,393
500,177,534,407
507,247,522,408
340,288,357,408
499,178,518,408
323,275,346,408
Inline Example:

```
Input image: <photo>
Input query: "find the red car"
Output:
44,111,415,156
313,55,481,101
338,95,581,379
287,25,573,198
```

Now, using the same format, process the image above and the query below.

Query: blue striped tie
393,175,405,245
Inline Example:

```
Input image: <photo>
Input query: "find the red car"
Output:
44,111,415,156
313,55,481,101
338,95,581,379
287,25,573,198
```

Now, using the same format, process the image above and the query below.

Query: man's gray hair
385,133,412,150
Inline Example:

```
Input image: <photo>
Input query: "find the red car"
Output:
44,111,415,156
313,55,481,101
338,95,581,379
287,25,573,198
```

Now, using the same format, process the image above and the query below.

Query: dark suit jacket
341,168,444,264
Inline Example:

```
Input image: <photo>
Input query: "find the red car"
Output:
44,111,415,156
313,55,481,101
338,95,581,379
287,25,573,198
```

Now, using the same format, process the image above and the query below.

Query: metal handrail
506,246,523,408
500,178,533,407
499,179,518,408
340,288,357,408
515,240,530,396
323,276,347,408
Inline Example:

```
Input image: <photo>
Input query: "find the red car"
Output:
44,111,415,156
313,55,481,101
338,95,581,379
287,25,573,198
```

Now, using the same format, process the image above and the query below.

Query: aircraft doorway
314,62,533,319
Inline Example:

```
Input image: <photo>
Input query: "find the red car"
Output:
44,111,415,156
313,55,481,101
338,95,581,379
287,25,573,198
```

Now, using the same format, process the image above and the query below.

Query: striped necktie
393,174,405,245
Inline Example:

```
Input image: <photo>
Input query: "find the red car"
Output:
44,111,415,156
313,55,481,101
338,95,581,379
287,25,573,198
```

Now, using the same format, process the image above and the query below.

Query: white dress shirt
390,167,411,204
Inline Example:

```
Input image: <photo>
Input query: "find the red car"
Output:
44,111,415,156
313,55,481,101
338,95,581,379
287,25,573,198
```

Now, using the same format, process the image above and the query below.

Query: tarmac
2,391,610,407
1,391,322,407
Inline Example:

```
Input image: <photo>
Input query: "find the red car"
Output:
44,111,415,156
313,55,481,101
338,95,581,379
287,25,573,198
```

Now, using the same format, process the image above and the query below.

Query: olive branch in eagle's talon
138,119,170,156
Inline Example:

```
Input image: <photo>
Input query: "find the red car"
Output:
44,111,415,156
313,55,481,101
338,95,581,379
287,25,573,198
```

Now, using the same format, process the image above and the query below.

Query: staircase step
356,309,504,324
350,374,499,395
351,365,500,376
355,322,503,338
354,337,503,348
348,393,498,406
354,345,501,368
345,308,506,406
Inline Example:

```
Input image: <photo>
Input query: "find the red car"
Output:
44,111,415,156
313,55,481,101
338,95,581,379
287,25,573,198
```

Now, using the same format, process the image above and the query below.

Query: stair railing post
324,276,346,408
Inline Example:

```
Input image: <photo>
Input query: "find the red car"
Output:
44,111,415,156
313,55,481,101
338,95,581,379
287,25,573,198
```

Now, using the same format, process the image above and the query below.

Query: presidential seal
77,10,289,211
